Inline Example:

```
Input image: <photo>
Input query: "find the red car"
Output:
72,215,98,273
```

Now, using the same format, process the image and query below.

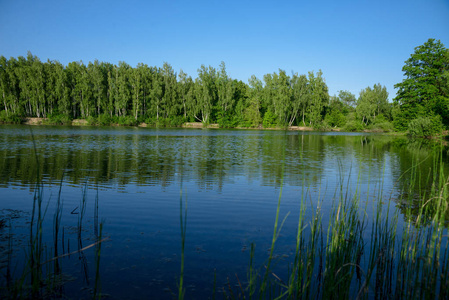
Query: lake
0,125,448,299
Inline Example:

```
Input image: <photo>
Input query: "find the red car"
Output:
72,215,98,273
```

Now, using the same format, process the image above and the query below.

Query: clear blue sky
1,0,448,100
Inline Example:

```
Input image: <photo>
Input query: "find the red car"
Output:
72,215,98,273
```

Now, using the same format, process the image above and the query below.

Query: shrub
86,116,98,125
170,116,187,127
408,115,443,137
97,114,113,126
372,121,394,132
368,115,395,132
144,117,157,127
343,120,364,132
262,111,277,128
117,116,138,126
314,120,331,131
325,110,346,127
44,114,69,125
0,110,22,124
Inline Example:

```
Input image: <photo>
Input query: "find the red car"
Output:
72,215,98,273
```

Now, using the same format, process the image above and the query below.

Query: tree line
1,38,447,134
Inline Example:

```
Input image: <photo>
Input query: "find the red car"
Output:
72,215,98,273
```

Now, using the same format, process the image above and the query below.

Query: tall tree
193,65,216,123
115,61,131,117
244,75,263,127
178,69,193,119
150,68,163,120
262,70,292,126
161,62,178,119
337,90,356,109
394,38,449,130
89,60,107,116
290,73,308,126
216,61,235,125
130,63,144,120
356,84,389,125
307,70,329,126
54,60,70,116
0,56,13,114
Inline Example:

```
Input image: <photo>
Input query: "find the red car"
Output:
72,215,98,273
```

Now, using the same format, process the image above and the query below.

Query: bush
325,110,347,127
144,117,157,127
371,121,394,132
408,115,443,137
86,116,98,125
117,116,138,126
314,120,331,131
262,111,277,128
97,114,113,126
343,120,364,132
367,115,395,132
169,116,187,127
46,114,72,125
0,110,22,124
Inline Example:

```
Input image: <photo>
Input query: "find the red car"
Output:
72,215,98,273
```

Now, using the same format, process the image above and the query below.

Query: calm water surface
0,125,447,298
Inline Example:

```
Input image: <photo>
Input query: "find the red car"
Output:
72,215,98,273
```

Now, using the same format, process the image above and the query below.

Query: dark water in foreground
0,125,447,298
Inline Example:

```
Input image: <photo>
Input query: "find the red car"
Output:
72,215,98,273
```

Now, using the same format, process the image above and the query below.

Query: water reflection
2,125,449,298
0,125,448,220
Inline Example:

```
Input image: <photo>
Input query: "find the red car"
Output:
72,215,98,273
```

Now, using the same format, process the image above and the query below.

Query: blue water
0,125,443,298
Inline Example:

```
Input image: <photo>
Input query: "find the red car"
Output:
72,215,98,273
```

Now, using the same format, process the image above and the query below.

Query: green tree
232,80,249,126
290,73,308,126
0,56,20,115
337,90,356,110
161,62,178,119
150,68,164,120
356,84,388,126
115,61,131,117
394,38,449,130
244,75,262,127
89,60,107,116
307,70,329,127
192,65,217,123
216,61,235,126
262,70,291,126
178,69,193,120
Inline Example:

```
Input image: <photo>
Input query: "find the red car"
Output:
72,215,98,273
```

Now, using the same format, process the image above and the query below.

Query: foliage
0,110,22,124
368,121,394,132
337,90,357,109
313,120,331,131
45,114,72,125
262,110,277,128
356,83,389,126
394,38,449,130
242,75,262,127
306,70,329,126
4,53,420,132
116,116,138,126
407,115,444,137
342,120,364,132
86,115,98,125
97,113,113,126
325,109,346,127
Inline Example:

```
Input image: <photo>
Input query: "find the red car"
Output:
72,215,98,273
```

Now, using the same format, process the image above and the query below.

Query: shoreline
4,117,441,136
18,117,318,131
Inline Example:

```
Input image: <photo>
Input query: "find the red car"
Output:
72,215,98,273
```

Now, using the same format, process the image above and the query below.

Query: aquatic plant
0,129,108,299
218,143,449,299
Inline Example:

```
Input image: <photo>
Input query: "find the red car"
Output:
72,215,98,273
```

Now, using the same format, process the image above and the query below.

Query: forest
0,39,448,136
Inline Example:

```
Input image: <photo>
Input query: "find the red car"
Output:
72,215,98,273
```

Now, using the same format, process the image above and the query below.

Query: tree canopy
393,38,449,130
0,51,405,133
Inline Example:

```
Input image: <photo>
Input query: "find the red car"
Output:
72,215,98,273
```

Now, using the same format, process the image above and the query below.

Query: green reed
220,141,449,299
178,184,187,300
1,128,107,299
